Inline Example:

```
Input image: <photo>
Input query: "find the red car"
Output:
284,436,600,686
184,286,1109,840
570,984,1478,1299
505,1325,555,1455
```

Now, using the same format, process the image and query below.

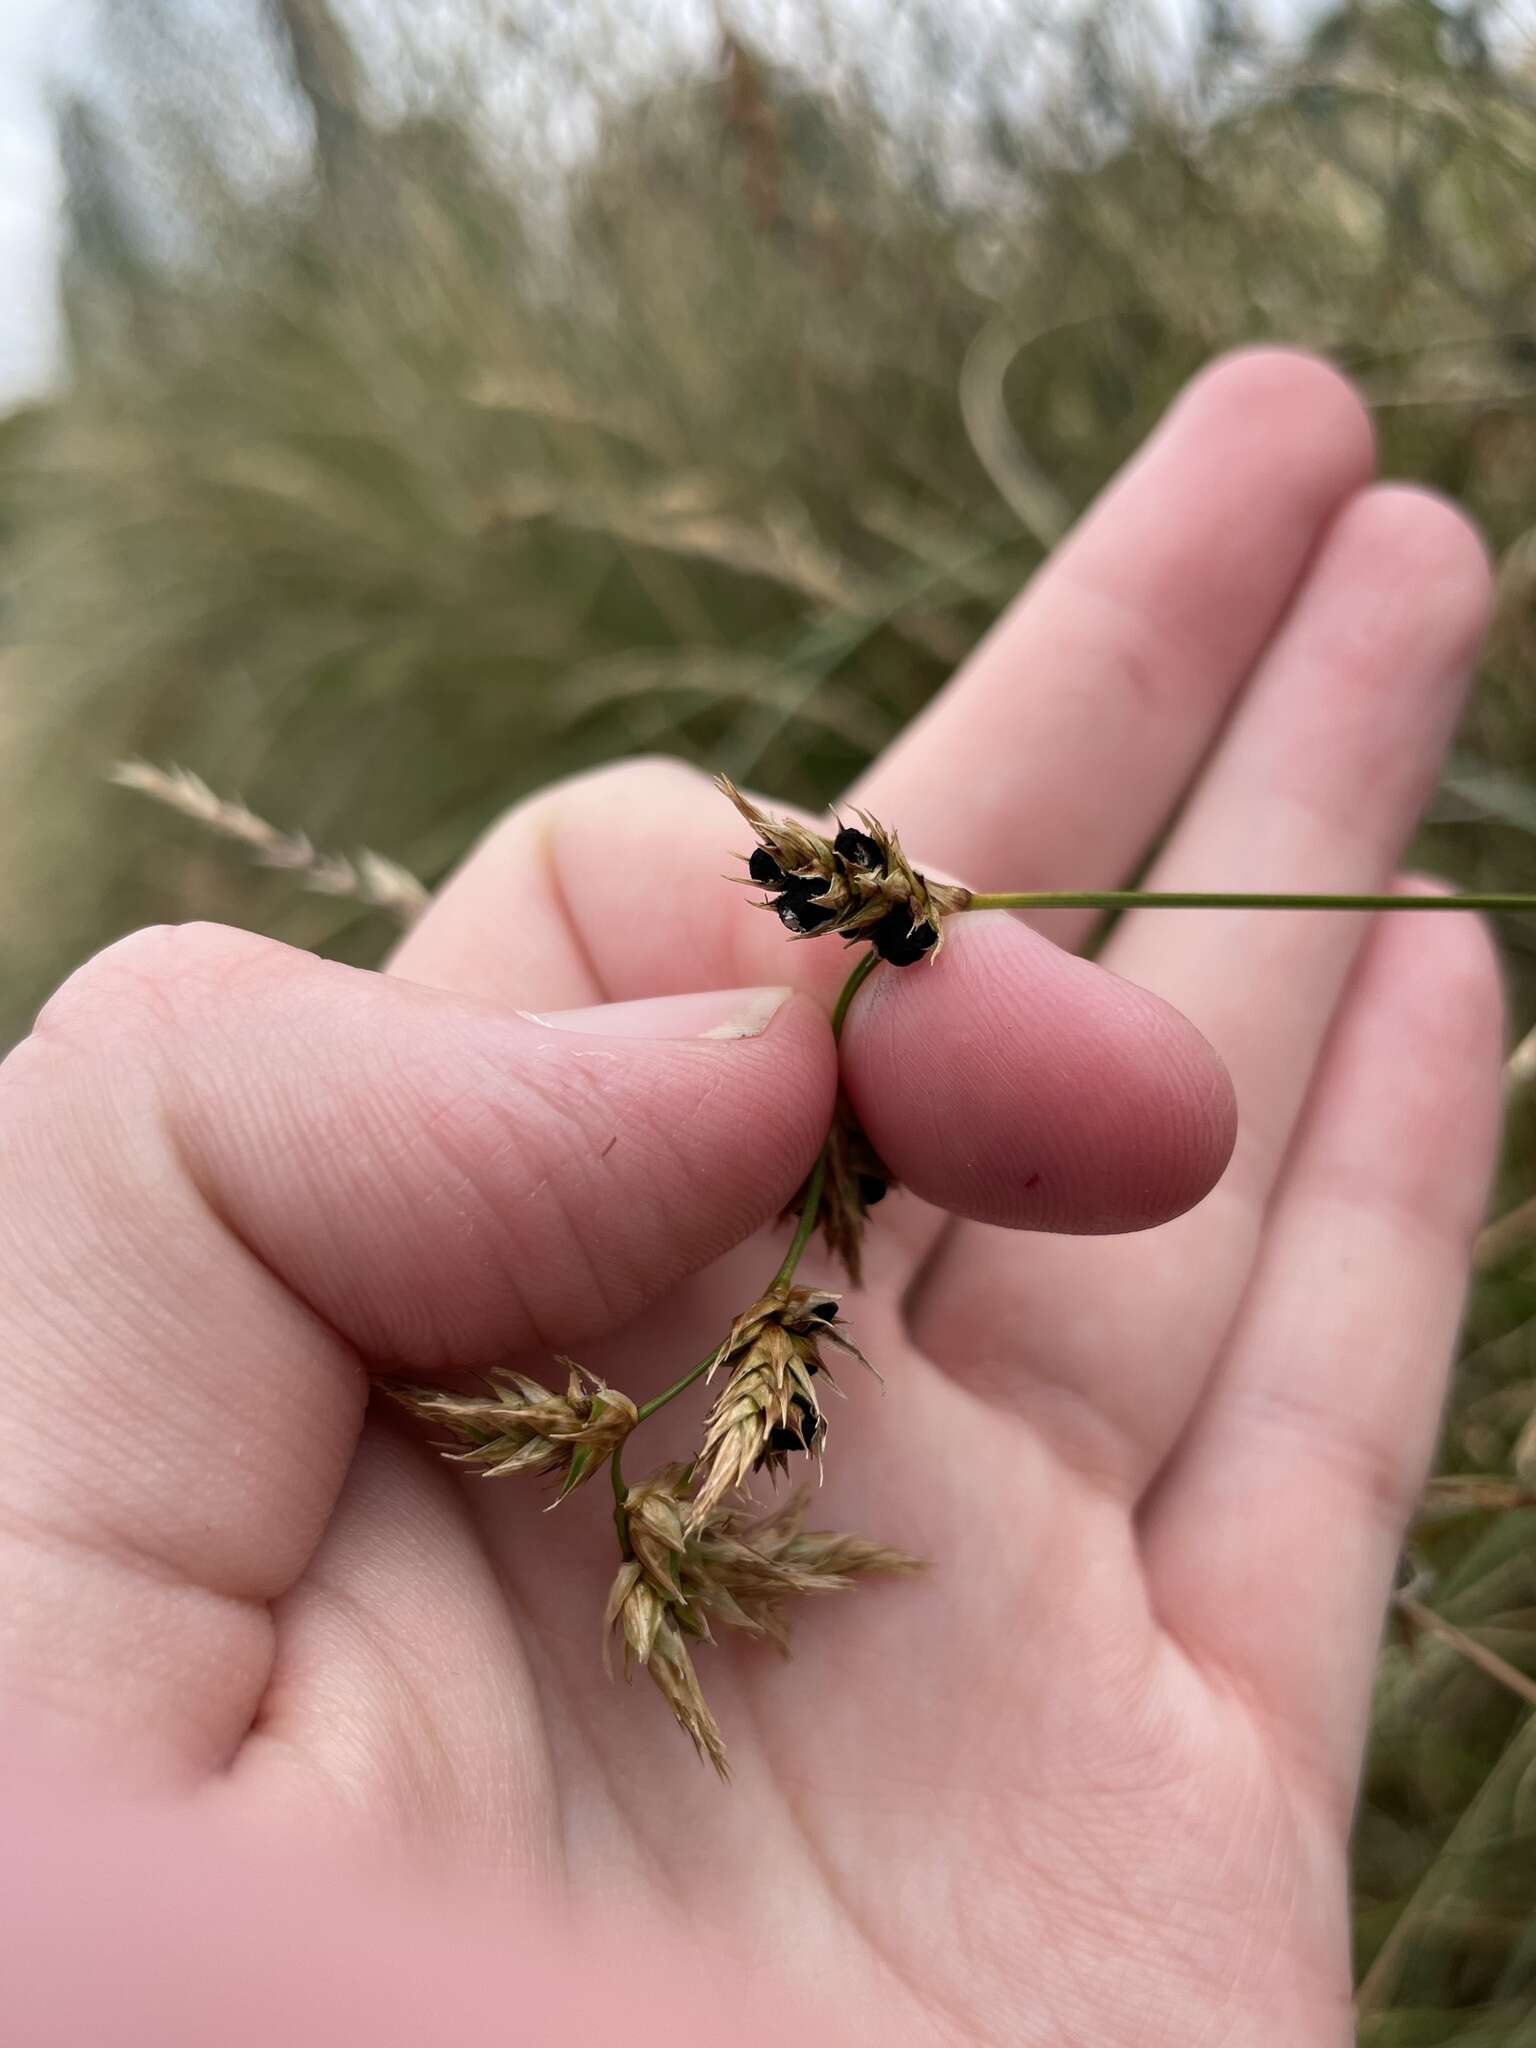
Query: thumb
19,924,836,1370
0,923,831,1775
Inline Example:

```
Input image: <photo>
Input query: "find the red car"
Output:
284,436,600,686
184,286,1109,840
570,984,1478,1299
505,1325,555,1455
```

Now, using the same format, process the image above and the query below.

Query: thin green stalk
635,1340,726,1426
625,1143,827,1432
769,1152,827,1291
831,945,879,1035
619,950,878,1456
966,888,1536,914
611,1434,632,1554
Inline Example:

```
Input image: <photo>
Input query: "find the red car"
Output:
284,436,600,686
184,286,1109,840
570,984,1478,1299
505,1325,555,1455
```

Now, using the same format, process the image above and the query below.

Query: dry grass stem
1474,1191,1536,1270
1417,1474,1536,1518
111,762,429,927
1397,1594,1536,1712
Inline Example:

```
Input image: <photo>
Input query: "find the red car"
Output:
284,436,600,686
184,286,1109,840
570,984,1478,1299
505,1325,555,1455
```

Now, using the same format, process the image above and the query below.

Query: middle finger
910,484,1492,1498
850,349,1374,945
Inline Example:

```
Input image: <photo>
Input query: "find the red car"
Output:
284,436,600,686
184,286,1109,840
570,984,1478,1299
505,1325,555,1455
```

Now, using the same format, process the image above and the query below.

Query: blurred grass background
7,0,1536,2032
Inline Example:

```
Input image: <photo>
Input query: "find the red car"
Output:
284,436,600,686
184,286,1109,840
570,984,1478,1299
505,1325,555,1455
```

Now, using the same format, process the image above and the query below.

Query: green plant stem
613,949,879,1478
634,1341,725,1426
769,1152,827,1290
966,888,1536,914
611,1435,632,1554
831,945,879,1033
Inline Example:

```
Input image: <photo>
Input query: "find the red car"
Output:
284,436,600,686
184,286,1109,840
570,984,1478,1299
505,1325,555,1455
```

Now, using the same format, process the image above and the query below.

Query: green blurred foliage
8,0,1536,2032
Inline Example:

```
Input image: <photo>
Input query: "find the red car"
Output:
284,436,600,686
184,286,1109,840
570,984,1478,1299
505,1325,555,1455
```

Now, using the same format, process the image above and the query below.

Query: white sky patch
0,0,83,406
3,0,1536,408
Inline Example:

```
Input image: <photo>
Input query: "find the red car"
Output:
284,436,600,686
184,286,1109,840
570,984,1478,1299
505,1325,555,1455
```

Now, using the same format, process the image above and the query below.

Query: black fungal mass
762,1399,826,1458
870,906,938,966
776,891,836,934
750,818,940,962
833,827,886,872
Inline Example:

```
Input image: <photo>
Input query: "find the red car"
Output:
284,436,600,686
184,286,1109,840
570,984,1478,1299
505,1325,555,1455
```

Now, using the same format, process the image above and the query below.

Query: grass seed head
688,1284,878,1529
787,1090,895,1285
389,1360,637,1497
624,1462,693,1598
604,1553,729,1777
682,1488,924,1652
717,775,970,963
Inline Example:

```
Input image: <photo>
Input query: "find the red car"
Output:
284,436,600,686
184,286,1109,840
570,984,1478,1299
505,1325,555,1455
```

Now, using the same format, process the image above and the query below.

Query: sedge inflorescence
394,779,967,1774
719,775,971,964
121,756,1536,1785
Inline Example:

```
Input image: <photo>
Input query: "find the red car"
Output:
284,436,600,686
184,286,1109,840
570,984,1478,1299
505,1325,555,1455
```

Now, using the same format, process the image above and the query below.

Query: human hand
0,352,1502,2045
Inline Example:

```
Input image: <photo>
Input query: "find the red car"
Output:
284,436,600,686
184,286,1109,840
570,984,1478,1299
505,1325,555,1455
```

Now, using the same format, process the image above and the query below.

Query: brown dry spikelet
624,1463,692,1598
786,1090,895,1285
684,1487,924,1652
604,1556,730,1777
688,1285,876,1529
390,1361,637,1498
717,774,970,964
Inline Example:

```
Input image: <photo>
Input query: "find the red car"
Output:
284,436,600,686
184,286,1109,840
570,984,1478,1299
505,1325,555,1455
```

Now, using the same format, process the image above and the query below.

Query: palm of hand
0,355,1504,2048
277,1277,1346,2048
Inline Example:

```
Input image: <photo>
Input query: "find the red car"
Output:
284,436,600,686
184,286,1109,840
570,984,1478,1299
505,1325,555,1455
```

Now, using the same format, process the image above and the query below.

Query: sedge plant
116,760,1536,1775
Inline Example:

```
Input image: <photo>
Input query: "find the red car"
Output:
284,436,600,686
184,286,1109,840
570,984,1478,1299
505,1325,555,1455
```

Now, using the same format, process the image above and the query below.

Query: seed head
718,776,970,963
683,1488,924,1653
389,1361,637,1499
624,1462,693,1598
688,1285,877,1529
603,1556,730,1777
608,1467,921,1771
787,1091,895,1285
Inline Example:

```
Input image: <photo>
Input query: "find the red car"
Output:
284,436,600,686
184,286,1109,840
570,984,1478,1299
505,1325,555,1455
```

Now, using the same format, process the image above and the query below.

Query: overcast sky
0,0,1381,411
0,0,76,407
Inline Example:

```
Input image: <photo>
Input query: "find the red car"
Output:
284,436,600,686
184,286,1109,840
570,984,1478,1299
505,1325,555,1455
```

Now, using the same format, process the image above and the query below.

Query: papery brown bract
683,1488,924,1654
389,1360,637,1497
688,1285,876,1528
718,776,969,962
786,1090,895,1285
603,1552,730,1777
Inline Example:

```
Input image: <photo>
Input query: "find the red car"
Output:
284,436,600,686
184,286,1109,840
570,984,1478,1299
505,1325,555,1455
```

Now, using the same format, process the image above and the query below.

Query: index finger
393,759,1236,1236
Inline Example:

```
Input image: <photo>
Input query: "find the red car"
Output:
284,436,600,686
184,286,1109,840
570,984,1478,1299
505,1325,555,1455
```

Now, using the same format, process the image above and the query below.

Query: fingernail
518,987,793,1041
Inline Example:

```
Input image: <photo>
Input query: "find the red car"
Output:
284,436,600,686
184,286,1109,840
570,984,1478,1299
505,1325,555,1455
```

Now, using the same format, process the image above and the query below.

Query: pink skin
0,352,1504,2046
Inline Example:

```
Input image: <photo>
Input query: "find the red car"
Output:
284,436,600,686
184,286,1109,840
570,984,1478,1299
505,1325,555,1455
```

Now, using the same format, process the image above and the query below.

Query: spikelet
609,1464,922,1771
684,1487,924,1652
718,775,970,964
786,1091,895,1285
688,1285,877,1529
389,1361,637,1499
603,1555,730,1777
